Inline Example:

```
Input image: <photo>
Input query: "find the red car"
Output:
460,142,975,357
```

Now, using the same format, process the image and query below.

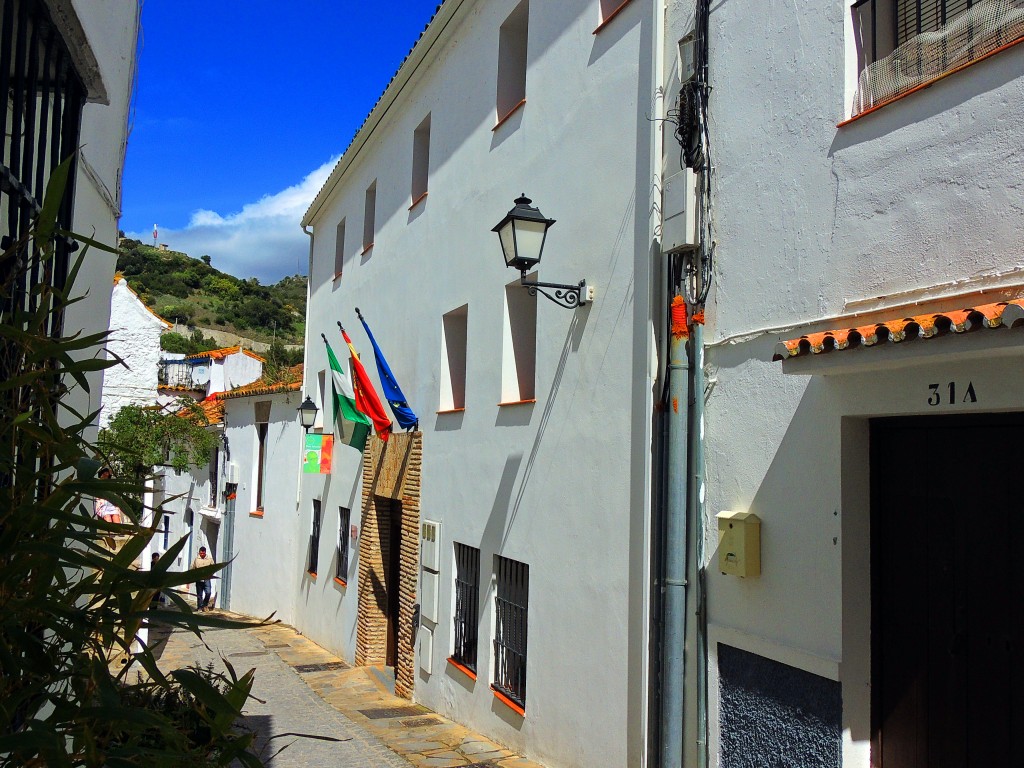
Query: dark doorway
871,414,1024,768
385,498,403,668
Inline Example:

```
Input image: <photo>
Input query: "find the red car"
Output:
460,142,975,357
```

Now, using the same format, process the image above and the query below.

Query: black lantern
492,194,556,272
297,396,319,432
492,195,593,309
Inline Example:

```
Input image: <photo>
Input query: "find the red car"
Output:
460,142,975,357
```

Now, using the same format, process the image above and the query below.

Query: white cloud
126,157,338,283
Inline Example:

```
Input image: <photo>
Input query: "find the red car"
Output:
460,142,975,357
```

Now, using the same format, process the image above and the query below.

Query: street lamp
492,194,593,309
297,396,319,432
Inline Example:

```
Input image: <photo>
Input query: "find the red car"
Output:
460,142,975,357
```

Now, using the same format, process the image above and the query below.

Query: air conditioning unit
421,520,440,572
662,169,698,253
223,462,240,484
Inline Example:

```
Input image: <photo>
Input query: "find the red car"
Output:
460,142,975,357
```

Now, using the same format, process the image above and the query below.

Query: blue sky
121,1,441,282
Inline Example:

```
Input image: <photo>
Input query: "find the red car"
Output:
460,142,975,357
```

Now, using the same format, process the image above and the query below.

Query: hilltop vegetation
116,239,306,345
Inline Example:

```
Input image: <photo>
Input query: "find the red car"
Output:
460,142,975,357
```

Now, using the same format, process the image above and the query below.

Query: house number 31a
927,381,978,406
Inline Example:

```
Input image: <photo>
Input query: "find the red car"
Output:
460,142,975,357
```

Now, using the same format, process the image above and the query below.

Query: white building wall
690,1,1024,766
301,1,660,766
99,279,167,428
221,352,264,393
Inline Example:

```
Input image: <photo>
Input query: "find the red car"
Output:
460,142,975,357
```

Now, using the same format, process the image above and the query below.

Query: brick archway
355,432,422,698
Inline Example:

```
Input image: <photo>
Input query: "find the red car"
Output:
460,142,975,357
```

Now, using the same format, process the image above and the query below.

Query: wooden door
871,414,1024,767
385,499,402,668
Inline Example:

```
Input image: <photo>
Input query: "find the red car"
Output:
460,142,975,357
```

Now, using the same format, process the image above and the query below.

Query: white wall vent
421,520,441,572
418,624,434,674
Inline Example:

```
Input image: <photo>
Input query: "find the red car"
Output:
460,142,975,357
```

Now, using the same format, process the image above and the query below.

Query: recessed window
334,219,346,278
316,369,328,432
308,499,322,575
441,305,468,411
336,506,351,583
501,279,536,403
255,422,268,511
411,114,431,207
363,181,377,252
208,447,219,506
850,0,1022,115
496,0,529,124
452,543,480,673
598,0,633,28
493,555,529,710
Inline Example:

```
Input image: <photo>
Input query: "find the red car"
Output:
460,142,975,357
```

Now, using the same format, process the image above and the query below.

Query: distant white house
157,346,266,407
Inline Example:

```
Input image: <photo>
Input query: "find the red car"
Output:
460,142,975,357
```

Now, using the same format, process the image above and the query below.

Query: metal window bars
336,506,350,581
308,499,321,574
453,543,480,671
493,555,528,708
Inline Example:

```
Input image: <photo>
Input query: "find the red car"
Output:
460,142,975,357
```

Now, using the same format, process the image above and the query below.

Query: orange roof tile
183,345,267,363
216,364,303,400
774,299,1024,362
176,396,224,425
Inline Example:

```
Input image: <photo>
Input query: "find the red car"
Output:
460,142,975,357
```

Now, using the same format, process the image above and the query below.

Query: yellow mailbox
716,510,761,578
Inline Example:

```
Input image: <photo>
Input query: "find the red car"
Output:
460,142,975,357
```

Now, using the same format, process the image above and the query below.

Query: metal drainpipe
689,318,709,768
662,294,690,768
299,225,315,515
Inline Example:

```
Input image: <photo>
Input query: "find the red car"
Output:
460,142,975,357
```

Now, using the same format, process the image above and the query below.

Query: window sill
593,0,634,34
491,685,525,716
436,407,466,414
492,99,526,131
447,657,477,680
333,271,343,282
839,34,1024,127
361,242,374,255
249,510,264,518
498,399,536,407
333,576,347,587
307,571,317,579
408,191,428,210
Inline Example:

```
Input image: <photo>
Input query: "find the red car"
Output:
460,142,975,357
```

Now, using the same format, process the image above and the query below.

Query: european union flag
356,308,419,431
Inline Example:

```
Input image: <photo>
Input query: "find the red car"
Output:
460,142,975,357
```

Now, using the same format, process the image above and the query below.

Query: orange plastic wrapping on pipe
671,295,689,339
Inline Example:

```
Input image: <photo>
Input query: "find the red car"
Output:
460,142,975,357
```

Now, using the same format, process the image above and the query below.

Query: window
208,447,219,506
850,0,1024,115
308,499,322,574
317,369,328,432
496,0,529,125
411,114,431,207
501,278,536,403
452,543,480,673
362,181,377,252
336,506,351,583
597,0,634,30
440,305,468,411
493,555,529,709
255,423,268,510
162,514,171,550
334,219,346,278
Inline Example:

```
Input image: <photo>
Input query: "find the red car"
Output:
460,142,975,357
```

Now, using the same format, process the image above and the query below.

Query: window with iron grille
336,506,351,583
0,0,86,435
493,555,529,708
208,447,219,506
254,423,268,510
308,499,322,574
452,543,480,672
851,0,1023,115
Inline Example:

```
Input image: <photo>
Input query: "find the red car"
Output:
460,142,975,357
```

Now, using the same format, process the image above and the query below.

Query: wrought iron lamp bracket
520,272,592,309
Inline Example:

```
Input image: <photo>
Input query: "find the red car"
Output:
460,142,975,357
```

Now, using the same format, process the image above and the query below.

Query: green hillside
116,239,306,346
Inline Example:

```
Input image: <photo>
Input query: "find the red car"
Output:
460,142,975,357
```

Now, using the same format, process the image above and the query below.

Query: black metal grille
898,0,974,45
255,423,267,509
0,0,85,335
493,555,528,708
308,499,321,574
453,542,479,672
853,0,978,67
208,447,219,505
336,506,350,581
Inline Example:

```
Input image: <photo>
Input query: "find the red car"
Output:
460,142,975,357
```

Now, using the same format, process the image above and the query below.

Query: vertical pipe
690,319,709,768
661,294,690,768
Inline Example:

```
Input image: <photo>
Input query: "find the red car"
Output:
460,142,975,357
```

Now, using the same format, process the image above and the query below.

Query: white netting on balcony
853,0,1024,114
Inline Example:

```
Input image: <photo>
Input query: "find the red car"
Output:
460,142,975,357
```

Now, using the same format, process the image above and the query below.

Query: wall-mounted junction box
662,169,698,253
717,510,761,578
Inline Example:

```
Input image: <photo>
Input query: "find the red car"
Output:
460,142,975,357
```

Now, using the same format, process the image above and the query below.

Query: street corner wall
100,282,164,427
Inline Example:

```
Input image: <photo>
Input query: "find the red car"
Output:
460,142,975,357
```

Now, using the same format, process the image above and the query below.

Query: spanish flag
340,325,392,441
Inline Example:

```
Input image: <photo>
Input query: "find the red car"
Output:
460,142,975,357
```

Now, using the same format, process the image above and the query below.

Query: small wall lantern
297,396,319,432
492,194,593,309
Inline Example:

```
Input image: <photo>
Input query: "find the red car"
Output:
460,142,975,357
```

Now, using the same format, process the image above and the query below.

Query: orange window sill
436,407,466,414
839,34,1024,127
492,99,526,131
491,685,525,716
333,576,347,587
498,399,536,407
593,0,634,34
307,571,317,579
333,271,343,282
249,510,264,518
447,657,477,680
361,242,374,255
408,191,428,210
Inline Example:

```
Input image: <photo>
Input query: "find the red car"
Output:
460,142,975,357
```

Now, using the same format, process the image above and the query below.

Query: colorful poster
303,434,333,474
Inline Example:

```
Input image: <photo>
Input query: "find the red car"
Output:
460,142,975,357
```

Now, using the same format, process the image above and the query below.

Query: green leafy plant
98,399,220,478
0,159,267,767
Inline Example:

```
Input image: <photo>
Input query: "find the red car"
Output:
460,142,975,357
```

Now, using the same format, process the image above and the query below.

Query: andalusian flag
325,336,371,451
357,308,418,430
340,325,392,442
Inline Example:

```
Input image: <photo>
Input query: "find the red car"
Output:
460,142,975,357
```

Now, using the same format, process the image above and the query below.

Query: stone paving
152,613,545,768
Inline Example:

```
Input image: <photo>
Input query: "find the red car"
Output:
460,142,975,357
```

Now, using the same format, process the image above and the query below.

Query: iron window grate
308,499,322,574
336,506,351,581
493,555,528,708
453,543,480,672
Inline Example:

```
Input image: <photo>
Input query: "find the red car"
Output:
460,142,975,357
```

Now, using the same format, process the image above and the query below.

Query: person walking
190,546,215,612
